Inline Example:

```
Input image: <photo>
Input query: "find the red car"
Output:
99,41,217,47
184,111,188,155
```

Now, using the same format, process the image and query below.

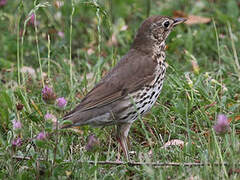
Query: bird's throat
152,41,166,64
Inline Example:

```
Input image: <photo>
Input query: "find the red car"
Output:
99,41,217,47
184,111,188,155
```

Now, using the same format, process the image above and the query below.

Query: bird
62,16,186,161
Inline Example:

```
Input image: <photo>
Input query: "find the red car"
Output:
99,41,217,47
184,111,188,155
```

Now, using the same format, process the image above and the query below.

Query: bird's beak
173,17,187,26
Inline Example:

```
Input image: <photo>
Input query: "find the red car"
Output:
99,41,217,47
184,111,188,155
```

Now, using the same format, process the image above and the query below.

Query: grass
0,0,240,179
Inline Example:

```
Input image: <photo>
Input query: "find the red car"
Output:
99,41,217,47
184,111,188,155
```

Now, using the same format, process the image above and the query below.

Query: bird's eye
163,21,170,28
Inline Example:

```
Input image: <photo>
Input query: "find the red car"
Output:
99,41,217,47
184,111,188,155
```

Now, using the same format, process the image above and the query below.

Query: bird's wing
64,49,156,117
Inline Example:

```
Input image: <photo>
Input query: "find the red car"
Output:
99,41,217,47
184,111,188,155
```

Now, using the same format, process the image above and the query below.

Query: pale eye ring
163,21,170,28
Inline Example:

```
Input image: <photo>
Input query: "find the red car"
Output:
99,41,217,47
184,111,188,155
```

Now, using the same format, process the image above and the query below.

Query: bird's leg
116,123,132,162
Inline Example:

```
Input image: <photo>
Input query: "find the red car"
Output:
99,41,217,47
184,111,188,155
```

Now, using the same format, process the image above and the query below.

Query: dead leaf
185,15,211,25
204,102,217,110
71,127,84,135
235,116,240,121
228,115,240,123
228,168,240,176
173,10,211,25
161,139,184,149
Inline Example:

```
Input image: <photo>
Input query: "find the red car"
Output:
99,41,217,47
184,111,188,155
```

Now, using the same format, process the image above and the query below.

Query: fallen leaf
235,116,240,121
71,127,84,135
228,115,240,123
204,102,217,110
186,15,211,25
173,10,211,25
161,139,184,149
228,168,240,176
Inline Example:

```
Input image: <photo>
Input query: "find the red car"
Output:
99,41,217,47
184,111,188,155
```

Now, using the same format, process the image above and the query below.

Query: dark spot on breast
161,70,166,76
140,92,147,99
150,91,156,99
161,52,166,59
137,95,150,104
155,54,161,59
141,102,148,108
159,61,162,66
154,75,161,85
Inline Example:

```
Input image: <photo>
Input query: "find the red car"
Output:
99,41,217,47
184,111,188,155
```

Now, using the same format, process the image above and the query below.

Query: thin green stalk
228,22,240,81
34,11,44,87
94,0,102,82
94,152,99,180
25,1,50,87
212,129,228,179
17,11,21,85
21,12,29,86
213,19,223,103
213,19,220,65
47,35,51,80
69,0,75,96
146,0,151,18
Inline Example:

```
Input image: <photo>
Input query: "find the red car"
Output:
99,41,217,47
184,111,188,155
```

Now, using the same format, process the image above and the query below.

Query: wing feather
64,49,156,121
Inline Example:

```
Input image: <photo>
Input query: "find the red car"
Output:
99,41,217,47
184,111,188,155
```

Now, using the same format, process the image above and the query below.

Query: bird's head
148,16,186,42
132,16,186,52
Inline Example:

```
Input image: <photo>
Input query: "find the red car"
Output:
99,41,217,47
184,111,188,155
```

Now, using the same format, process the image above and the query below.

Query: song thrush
63,16,186,161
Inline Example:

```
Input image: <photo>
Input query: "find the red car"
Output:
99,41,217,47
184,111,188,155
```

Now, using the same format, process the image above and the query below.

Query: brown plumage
63,16,186,161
